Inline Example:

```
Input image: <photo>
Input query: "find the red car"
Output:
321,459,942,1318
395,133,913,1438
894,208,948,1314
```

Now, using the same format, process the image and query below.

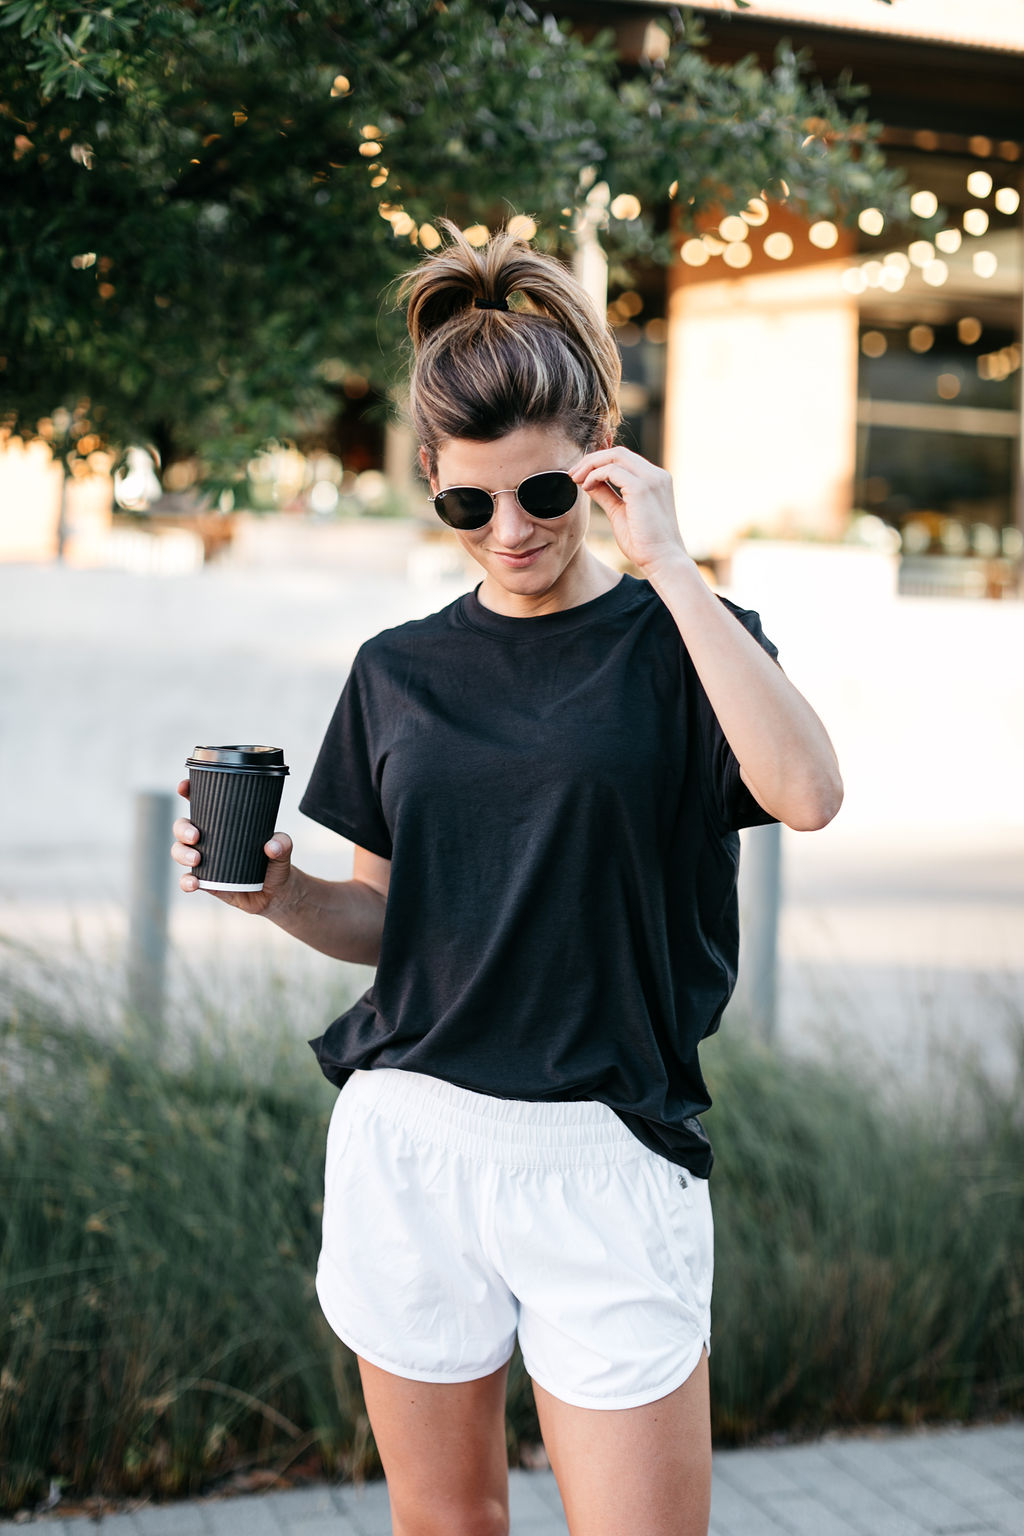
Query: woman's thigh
357,1353,513,1536
532,1347,711,1536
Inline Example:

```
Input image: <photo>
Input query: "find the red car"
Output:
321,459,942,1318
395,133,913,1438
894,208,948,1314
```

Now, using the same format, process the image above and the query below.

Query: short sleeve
298,646,393,859
695,597,781,835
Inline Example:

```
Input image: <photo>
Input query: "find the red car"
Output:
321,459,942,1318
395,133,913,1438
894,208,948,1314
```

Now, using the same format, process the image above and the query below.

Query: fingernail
268,839,281,855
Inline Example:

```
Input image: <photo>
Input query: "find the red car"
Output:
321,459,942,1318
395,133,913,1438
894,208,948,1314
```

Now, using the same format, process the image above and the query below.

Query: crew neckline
457,574,639,639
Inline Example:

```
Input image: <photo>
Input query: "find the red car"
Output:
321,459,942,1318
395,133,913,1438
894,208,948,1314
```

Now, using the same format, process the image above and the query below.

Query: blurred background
2,0,1024,1504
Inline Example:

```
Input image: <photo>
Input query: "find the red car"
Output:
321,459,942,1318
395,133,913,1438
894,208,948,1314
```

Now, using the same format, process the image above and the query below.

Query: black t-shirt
299,572,778,1176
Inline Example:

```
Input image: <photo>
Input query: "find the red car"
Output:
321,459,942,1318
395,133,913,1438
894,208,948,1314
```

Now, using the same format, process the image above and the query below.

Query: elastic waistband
344,1068,645,1169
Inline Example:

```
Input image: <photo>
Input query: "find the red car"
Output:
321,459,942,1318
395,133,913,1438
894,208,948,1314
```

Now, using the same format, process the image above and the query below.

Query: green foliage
2,949,1021,1512
0,2,907,489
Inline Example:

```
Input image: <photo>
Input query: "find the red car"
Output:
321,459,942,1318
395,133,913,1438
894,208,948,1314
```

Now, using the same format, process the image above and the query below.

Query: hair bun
398,217,621,470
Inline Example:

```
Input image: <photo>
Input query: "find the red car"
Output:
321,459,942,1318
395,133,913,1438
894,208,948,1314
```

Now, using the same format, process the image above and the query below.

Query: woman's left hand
570,446,689,577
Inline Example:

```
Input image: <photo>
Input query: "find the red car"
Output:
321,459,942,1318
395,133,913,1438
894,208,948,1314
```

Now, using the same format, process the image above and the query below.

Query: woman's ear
418,444,436,490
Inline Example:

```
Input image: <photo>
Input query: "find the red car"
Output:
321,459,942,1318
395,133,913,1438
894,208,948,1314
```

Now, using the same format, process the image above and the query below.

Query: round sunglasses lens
517,471,578,519
434,487,493,529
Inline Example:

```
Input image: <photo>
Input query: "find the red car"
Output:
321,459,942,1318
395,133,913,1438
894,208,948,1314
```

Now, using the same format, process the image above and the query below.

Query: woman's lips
492,546,546,567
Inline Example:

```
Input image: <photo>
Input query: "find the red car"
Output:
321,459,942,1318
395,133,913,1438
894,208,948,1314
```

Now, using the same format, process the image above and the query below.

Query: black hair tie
474,296,509,311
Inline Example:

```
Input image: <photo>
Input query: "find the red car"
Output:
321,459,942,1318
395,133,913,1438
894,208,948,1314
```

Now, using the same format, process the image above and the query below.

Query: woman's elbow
784,770,844,832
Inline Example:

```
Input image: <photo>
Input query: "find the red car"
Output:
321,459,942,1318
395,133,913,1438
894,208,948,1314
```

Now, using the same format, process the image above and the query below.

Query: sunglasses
430,469,579,531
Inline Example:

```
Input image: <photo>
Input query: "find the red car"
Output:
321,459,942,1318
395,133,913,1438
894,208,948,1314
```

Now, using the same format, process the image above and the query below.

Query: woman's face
427,423,600,615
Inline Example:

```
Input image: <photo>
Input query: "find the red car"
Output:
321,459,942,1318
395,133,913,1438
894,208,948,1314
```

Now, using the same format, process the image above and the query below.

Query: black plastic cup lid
187,745,289,770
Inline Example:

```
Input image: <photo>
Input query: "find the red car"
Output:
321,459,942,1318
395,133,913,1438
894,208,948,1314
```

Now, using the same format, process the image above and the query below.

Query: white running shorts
316,1067,713,1410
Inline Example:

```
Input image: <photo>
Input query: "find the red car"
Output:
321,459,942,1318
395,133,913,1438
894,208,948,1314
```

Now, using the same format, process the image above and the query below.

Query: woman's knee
391,1495,509,1536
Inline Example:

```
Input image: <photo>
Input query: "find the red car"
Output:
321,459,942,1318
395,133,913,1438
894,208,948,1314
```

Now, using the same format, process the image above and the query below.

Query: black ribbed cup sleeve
188,767,287,888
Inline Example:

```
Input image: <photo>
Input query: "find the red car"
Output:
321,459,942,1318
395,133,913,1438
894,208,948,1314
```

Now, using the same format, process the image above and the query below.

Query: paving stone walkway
5,1420,1021,1536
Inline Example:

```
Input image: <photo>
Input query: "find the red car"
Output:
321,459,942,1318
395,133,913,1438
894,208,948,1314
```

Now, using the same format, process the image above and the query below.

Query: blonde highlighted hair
398,220,621,474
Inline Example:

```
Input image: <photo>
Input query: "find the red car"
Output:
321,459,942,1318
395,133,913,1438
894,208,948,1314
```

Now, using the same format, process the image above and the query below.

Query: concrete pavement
5,1420,1022,1536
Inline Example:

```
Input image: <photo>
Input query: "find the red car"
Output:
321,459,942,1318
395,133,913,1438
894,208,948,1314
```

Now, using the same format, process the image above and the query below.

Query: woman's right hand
171,778,296,917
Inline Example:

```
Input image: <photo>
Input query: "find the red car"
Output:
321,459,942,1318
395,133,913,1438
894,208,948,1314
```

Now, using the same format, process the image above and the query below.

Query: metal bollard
127,790,175,1036
734,821,782,1042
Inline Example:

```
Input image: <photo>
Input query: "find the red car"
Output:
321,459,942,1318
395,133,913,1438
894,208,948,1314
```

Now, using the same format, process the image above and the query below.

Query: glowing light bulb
610,194,642,221
995,187,1020,215
972,251,998,279
935,228,962,254
809,221,839,249
966,170,992,198
723,243,752,269
963,208,989,236
763,232,793,260
858,208,884,236
922,260,949,287
908,241,934,268
910,190,938,218
719,215,748,243
680,239,709,266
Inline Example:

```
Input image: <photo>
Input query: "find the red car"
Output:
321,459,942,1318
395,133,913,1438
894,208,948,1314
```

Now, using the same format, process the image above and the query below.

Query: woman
172,222,842,1536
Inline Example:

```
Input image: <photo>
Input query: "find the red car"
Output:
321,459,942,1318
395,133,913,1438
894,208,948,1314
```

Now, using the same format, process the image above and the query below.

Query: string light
610,194,642,221
972,251,998,278
741,198,769,226
910,190,938,218
958,316,982,345
884,252,911,274
809,220,839,248
723,243,752,269
861,260,883,287
507,215,537,240
680,239,709,267
464,224,489,247
963,208,989,236
763,232,793,260
841,268,867,294
419,224,442,250
966,170,993,197
861,331,887,358
358,142,382,158
922,260,948,286
331,75,351,97
701,234,725,255
908,325,934,353
908,241,934,268
719,215,748,243
858,208,884,236
995,187,1021,214
935,229,962,254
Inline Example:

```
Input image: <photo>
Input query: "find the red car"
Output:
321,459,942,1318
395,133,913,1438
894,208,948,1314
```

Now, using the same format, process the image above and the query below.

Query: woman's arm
571,448,844,832
265,843,390,965
642,553,842,830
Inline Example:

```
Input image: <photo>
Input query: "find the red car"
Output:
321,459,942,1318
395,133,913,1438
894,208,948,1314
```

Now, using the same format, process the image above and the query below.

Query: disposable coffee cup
185,746,289,891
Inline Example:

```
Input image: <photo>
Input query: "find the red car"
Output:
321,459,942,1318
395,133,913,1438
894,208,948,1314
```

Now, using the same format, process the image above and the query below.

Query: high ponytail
398,220,621,473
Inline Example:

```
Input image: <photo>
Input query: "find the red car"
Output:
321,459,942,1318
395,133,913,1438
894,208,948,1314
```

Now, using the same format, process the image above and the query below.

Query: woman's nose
489,489,535,546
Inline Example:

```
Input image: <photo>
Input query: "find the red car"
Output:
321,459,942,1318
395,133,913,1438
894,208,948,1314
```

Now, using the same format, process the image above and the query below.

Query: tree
0,0,907,494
